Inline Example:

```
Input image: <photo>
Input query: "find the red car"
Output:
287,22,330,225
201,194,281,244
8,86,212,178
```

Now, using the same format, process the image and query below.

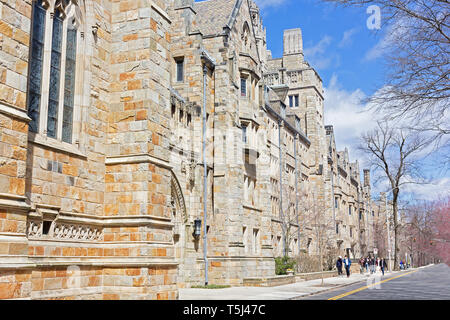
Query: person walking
370,257,376,274
380,258,387,276
343,255,351,278
376,257,381,273
359,257,365,274
336,256,343,276
365,257,369,273
400,260,404,270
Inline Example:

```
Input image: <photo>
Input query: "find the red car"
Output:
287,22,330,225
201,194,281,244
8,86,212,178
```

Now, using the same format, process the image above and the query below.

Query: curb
289,271,402,300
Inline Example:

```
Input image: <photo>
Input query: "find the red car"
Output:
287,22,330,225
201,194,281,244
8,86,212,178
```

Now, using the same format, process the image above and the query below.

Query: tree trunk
320,248,324,286
393,193,399,270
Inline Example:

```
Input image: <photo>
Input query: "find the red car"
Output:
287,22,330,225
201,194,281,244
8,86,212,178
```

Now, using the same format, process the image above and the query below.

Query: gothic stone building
0,0,374,299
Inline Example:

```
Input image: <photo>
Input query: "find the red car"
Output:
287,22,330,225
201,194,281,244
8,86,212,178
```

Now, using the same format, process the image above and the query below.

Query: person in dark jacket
359,258,365,274
336,256,343,276
380,258,387,276
369,257,375,274
343,255,352,277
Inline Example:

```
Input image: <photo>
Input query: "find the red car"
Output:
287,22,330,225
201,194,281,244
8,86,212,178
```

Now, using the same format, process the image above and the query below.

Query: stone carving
287,71,299,84
265,73,279,86
27,220,102,241
53,223,102,241
171,174,187,223
27,220,42,238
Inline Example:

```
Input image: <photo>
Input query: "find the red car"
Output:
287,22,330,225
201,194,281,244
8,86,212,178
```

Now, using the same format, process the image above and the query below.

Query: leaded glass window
26,0,81,144
28,0,46,133
62,27,77,143
47,11,63,138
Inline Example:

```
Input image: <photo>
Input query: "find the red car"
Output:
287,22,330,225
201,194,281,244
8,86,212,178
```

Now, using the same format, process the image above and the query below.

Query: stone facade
0,0,178,300
0,0,376,299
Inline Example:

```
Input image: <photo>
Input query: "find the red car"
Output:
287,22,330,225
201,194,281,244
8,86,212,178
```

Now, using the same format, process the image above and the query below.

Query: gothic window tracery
28,0,83,144
241,22,250,53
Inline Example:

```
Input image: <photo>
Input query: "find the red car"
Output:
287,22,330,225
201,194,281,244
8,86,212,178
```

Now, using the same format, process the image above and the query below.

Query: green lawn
190,284,231,289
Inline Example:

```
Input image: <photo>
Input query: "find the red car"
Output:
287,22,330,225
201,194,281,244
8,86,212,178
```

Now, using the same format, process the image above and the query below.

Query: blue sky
259,0,386,96
256,0,450,201
195,0,450,201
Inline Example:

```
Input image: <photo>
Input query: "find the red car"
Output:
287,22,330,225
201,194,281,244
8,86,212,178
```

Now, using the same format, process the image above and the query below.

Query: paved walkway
179,269,408,300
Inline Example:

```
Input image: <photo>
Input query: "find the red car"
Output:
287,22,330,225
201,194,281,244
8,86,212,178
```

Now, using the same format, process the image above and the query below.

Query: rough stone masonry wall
104,0,178,299
0,0,37,300
0,0,179,300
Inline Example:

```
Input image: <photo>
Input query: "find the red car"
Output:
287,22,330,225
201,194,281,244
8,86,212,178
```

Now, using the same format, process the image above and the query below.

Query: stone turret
283,28,303,55
364,169,370,187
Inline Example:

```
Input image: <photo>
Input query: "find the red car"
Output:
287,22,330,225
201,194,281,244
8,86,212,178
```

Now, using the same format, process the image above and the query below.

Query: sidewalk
179,270,403,300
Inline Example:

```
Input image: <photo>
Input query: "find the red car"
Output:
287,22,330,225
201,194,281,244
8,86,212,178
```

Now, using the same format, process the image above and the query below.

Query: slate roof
193,0,238,36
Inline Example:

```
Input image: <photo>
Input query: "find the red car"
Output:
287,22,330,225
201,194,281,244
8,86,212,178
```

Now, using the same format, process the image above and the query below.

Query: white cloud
363,35,388,61
401,177,450,202
304,35,332,57
304,35,340,70
254,0,289,9
324,77,450,201
363,20,406,62
324,74,376,159
339,28,358,48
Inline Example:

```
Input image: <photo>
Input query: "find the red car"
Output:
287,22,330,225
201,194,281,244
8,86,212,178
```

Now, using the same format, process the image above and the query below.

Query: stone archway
170,172,188,270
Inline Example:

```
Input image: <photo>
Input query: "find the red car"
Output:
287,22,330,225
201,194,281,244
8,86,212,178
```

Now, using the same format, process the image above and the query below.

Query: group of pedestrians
359,256,388,276
335,255,352,278
336,255,389,278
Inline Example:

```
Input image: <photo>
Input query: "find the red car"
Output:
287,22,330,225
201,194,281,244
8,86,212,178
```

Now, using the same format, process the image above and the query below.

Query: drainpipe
278,119,285,257
331,169,336,233
199,49,215,286
202,64,208,286
294,134,300,256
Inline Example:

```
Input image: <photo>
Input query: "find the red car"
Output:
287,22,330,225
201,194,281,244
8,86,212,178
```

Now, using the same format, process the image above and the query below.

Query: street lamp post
202,64,208,286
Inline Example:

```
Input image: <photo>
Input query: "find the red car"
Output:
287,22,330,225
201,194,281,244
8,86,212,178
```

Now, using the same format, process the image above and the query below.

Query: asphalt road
297,264,450,300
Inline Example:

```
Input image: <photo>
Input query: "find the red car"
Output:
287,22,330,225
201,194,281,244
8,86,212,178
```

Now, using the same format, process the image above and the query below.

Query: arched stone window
27,0,84,144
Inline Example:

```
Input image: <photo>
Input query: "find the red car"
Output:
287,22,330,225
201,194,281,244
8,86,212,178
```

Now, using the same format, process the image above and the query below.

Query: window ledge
28,132,87,159
243,204,262,212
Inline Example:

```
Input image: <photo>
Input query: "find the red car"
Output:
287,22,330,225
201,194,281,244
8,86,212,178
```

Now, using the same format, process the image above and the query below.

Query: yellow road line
328,270,420,300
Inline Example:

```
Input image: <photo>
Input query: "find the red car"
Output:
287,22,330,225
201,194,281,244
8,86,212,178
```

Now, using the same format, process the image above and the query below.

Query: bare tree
404,197,450,267
300,188,335,285
360,120,430,270
323,0,450,155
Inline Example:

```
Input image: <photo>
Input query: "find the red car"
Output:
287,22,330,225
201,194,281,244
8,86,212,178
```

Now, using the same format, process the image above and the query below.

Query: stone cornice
243,204,262,212
0,102,31,122
55,211,174,228
150,1,171,24
174,5,196,14
31,257,178,267
105,154,172,170
0,193,30,213
0,257,179,270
